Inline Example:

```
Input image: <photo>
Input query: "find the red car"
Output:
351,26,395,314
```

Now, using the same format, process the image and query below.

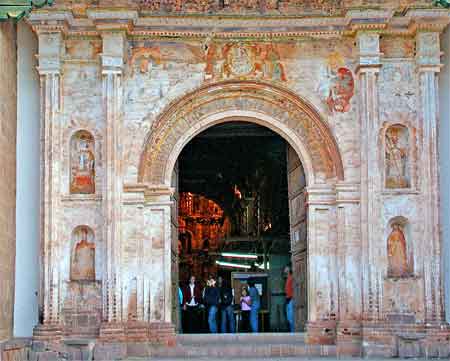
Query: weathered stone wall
0,22,17,342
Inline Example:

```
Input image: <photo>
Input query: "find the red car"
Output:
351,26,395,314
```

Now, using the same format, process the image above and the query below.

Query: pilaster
101,31,126,325
356,31,382,322
35,27,64,330
416,30,445,323
335,183,362,356
305,185,337,345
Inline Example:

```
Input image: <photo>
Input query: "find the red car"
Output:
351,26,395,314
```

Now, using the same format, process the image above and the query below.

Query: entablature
28,7,450,39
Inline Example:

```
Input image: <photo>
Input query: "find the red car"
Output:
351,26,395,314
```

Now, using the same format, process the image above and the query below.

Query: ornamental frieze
139,0,344,15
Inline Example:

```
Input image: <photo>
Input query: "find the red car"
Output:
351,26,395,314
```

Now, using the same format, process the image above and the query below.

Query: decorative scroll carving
71,226,96,281
70,130,95,194
205,42,286,82
385,125,409,189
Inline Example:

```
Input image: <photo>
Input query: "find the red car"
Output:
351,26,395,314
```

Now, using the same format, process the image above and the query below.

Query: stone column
416,31,445,323
335,183,362,355
356,31,382,322
306,185,338,345
34,29,64,337
100,32,126,330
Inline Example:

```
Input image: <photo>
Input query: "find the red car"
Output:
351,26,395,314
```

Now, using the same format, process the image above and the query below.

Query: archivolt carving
138,80,344,185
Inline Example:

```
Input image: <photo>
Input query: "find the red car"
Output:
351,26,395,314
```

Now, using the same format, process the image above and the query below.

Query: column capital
306,184,336,206
100,31,127,73
36,31,64,74
416,31,442,69
336,182,360,205
356,31,382,67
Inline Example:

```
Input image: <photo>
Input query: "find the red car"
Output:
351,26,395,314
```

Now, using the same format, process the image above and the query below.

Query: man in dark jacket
204,275,220,333
218,276,235,333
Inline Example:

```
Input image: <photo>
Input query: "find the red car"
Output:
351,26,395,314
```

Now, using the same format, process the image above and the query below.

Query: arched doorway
175,121,306,333
137,80,344,342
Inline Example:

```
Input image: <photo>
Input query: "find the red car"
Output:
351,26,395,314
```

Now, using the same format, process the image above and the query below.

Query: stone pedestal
305,321,336,345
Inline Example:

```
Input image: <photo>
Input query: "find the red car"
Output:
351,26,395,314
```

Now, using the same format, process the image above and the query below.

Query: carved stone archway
135,80,349,343
138,80,344,187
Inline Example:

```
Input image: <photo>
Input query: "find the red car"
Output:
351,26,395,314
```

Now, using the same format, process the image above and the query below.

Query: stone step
126,334,337,359
177,332,307,345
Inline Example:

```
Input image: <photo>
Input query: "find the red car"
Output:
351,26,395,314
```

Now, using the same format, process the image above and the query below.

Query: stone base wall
0,22,17,343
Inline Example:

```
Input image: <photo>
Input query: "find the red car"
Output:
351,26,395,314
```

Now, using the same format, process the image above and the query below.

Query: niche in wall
71,226,96,281
70,130,95,194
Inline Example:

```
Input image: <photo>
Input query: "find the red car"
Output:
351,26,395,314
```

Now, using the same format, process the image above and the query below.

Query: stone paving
125,357,427,361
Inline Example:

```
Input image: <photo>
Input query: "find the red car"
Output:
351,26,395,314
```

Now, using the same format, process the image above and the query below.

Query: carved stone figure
385,125,409,189
387,223,409,278
71,228,95,281
70,131,95,194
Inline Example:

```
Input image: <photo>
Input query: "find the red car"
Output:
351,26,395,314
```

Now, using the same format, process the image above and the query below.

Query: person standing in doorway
218,276,235,333
284,264,295,332
204,276,220,333
183,275,202,333
239,286,251,332
247,279,260,333
178,285,183,333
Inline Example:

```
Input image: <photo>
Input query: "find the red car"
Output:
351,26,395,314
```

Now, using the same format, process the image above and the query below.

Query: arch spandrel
138,80,344,186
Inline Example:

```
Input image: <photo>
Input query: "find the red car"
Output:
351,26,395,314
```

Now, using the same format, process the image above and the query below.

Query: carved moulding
137,80,345,186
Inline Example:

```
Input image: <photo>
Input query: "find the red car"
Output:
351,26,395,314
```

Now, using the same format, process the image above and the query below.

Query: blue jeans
221,305,235,333
250,303,260,333
286,299,294,332
208,305,218,333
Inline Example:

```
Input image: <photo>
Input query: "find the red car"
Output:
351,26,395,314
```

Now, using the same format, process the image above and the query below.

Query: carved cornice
28,7,450,39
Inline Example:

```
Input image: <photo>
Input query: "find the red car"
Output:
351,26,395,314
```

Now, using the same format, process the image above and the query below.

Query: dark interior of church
177,121,294,332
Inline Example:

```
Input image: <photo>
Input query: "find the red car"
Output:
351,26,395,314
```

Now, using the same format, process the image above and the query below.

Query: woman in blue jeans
247,279,260,333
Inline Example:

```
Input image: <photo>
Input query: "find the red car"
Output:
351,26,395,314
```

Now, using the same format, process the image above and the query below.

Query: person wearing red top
284,265,295,332
182,275,203,333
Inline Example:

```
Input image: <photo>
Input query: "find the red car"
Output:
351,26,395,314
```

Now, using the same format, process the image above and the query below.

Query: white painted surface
14,22,40,337
440,28,450,323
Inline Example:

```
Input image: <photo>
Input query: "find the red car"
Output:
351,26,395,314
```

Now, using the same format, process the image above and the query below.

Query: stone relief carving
387,221,412,278
317,52,354,113
129,48,162,77
204,42,286,82
140,0,343,14
71,226,96,281
385,124,409,189
70,130,95,194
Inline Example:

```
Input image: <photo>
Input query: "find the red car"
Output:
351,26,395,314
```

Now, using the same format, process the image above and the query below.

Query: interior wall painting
70,130,95,194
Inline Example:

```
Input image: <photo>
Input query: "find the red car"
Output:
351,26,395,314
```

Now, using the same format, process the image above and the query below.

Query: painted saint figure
387,223,409,278
71,228,96,281
385,126,409,188
317,52,354,113
70,131,95,194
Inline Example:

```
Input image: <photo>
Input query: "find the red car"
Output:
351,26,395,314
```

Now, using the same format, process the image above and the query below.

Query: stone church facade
6,0,449,358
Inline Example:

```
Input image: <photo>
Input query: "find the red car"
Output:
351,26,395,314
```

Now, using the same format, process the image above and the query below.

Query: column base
306,320,337,345
98,321,175,345
361,321,450,358
336,321,362,357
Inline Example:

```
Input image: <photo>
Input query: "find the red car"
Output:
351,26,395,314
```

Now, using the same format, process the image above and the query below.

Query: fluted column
416,31,445,323
356,31,382,321
101,32,126,324
36,30,63,326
